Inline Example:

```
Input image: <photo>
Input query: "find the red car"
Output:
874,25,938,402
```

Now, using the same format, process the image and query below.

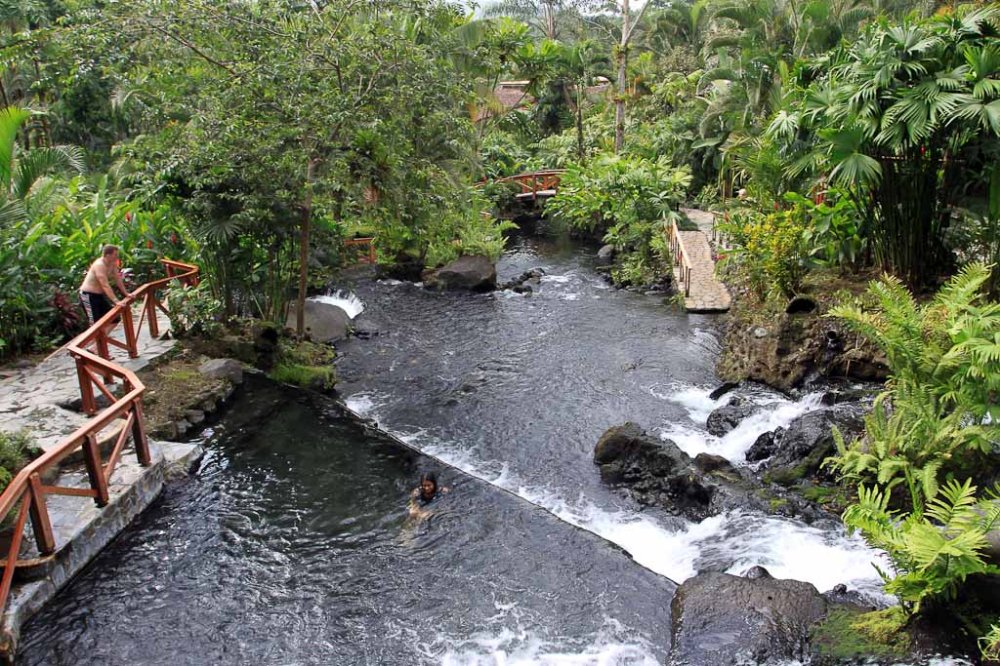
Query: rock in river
286,299,350,342
670,569,829,665
706,396,760,437
424,255,497,292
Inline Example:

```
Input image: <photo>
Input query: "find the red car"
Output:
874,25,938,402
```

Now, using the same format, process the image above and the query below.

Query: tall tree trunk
296,158,317,336
576,87,585,161
614,0,630,154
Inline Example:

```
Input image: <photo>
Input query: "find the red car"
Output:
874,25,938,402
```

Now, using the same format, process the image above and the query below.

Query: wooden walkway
670,209,731,313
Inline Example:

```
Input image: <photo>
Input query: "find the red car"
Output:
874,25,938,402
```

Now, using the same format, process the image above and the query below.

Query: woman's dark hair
420,472,438,488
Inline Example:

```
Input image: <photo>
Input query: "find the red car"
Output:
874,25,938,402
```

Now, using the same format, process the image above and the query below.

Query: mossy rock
811,607,911,663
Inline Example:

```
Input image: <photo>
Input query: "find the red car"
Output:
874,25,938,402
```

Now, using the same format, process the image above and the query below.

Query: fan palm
778,7,1000,286
0,106,84,228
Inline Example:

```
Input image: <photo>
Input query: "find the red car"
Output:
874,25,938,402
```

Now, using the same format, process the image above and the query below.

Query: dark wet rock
822,583,878,610
746,428,783,463
198,358,243,385
786,296,818,315
286,299,350,343
593,423,716,520
717,310,889,392
694,453,734,474
820,387,876,406
708,382,740,401
500,267,545,291
670,571,829,666
351,316,380,339
706,397,759,437
761,407,865,487
743,565,772,580
424,255,497,292
597,244,616,261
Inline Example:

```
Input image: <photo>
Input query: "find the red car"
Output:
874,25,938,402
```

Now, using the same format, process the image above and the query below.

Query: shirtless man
79,245,131,326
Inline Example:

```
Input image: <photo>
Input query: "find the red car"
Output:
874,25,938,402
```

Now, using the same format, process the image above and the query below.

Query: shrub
0,430,37,494
165,280,222,338
718,207,810,300
547,154,690,286
828,265,1000,616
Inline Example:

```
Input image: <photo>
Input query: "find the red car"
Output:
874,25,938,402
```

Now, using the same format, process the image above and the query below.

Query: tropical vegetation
1,0,1000,655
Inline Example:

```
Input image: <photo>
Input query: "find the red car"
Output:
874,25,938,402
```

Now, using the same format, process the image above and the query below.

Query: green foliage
547,154,689,286
269,339,336,390
0,430,36,494
843,479,1000,613
828,265,1000,509
811,607,911,661
164,280,222,339
785,191,866,270
778,6,1000,286
718,207,810,299
981,623,1000,662
828,266,1000,615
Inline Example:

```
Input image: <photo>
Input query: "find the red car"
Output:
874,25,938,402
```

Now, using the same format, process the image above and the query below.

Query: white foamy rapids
344,394,885,598
711,512,890,600
344,393,379,420
413,436,885,595
655,386,826,463
540,274,572,284
428,611,659,666
309,291,365,319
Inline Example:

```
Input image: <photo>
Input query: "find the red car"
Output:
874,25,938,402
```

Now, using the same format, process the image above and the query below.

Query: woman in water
408,472,449,521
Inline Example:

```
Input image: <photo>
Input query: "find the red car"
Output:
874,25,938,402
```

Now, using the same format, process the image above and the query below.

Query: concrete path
674,209,731,313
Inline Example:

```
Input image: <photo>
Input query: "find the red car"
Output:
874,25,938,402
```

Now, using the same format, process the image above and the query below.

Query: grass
0,430,36,493
811,607,911,661
268,340,336,390
138,350,229,432
268,362,336,390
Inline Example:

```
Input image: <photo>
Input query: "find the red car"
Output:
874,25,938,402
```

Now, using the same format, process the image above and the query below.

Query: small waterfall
309,290,365,319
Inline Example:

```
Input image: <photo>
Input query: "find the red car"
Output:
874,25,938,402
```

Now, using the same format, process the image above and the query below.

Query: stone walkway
0,307,176,452
674,209,731,313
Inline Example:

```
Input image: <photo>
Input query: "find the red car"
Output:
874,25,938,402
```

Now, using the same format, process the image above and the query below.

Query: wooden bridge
493,170,565,202
669,209,731,313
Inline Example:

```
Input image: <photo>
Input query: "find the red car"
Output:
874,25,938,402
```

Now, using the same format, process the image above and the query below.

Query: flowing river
19,229,885,664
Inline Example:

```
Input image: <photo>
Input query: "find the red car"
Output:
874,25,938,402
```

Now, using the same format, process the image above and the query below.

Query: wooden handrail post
0,498,31,613
686,267,692,297
27,474,55,555
130,401,152,466
83,433,110,507
74,355,97,416
121,303,138,359
145,292,160,339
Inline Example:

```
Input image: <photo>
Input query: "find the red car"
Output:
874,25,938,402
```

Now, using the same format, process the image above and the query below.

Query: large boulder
285,300,350,343
594,423,833,523
706,397,760,437
760,406,865,486
198,358,243,385
594,423,715,520
424,255,497,292
670,569,829,665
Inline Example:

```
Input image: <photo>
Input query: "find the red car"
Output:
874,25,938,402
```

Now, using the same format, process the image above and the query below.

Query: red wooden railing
342,237,377,265
668,220,693,298
494,170,565,200
0,258,199,618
